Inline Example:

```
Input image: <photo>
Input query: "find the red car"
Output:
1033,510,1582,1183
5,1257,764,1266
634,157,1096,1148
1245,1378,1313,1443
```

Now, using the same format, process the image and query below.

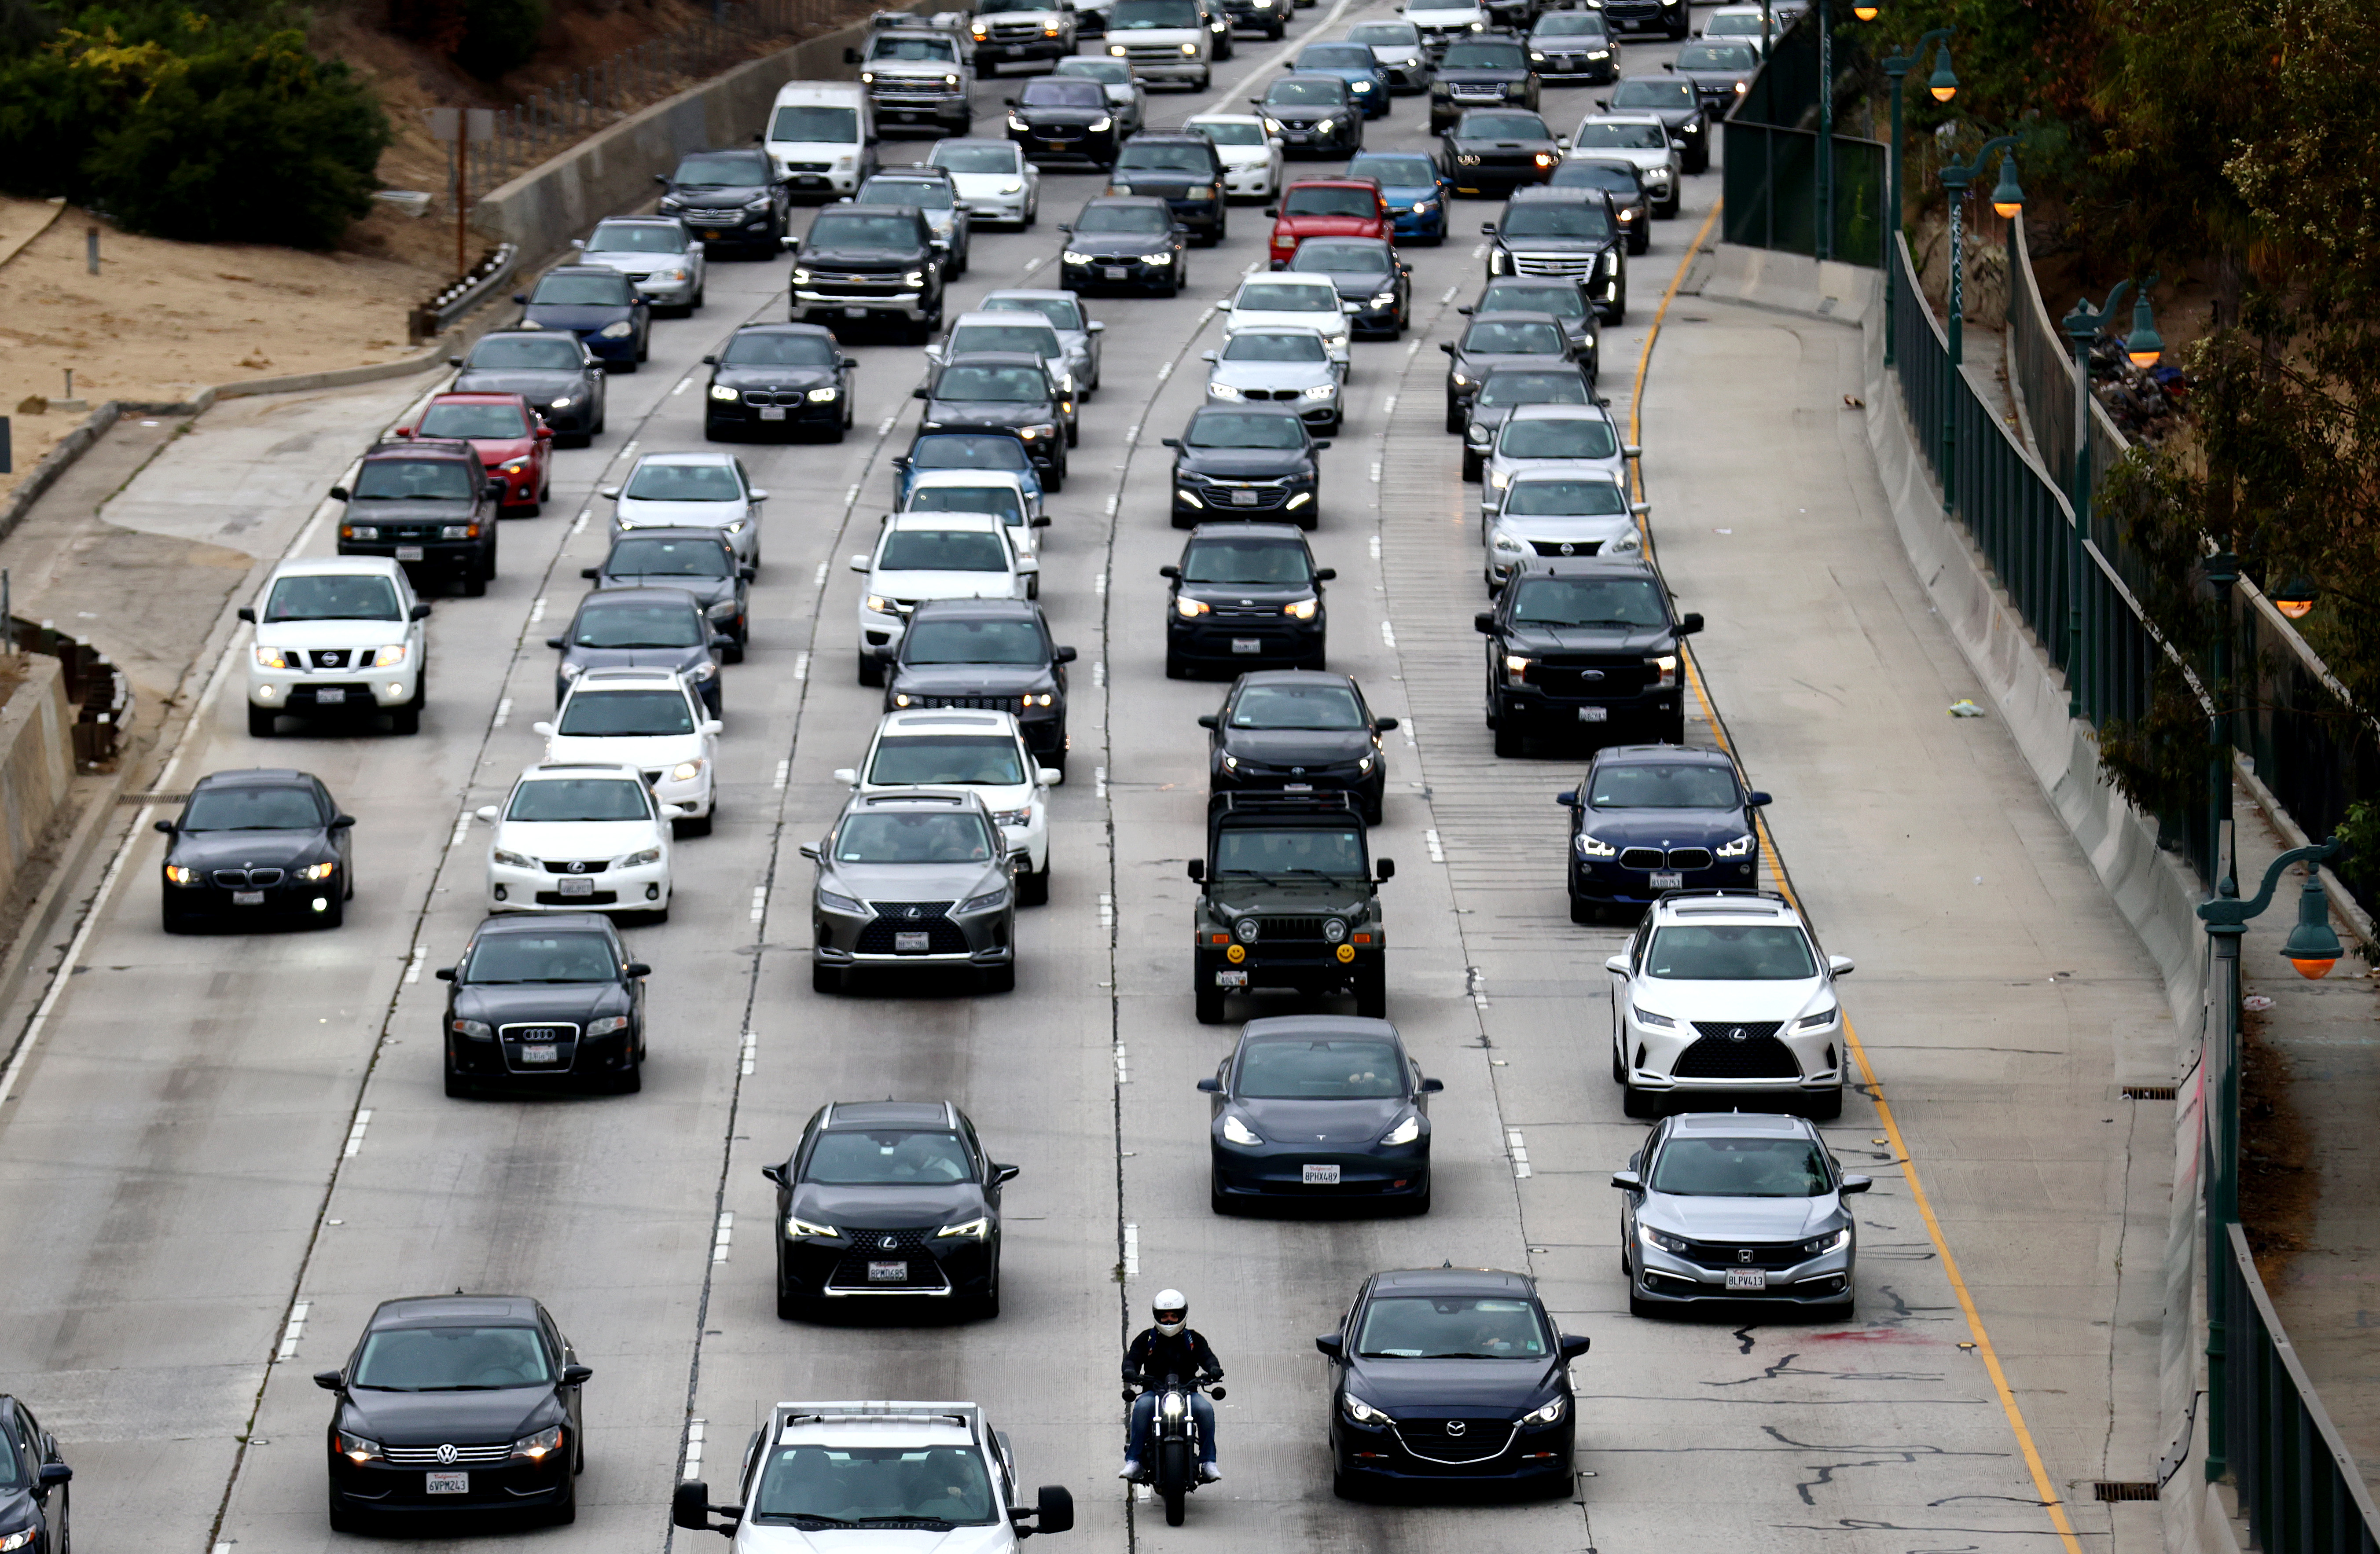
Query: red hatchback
1267,178,1390,268
397,393,553,515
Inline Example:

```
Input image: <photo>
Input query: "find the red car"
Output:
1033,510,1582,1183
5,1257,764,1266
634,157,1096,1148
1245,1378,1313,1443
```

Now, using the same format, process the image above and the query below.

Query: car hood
1629,976,1828,1024
1176,447,1315,478
580,251,687,275
1210,361,1334,391
1020,105,1109,125
1228,307,1348,336
924,401,1049,429
1219,727,1374,765
890,663,1057,696
1372,181,1437,202
1437,66,1526,83
453,368,584,400
494,818,665,860
1589,147,1671,172
598,573,736,610
1112,168,1207,187
823,858,1010,902
715,364,837,391
870,570,1019,601
735,1524,1018,1554
339,1385,559,1445
1278,215,1381,240
1208,879,1371,913
789,1180,989,1228
945,170,1022,196
1447,135,1556,154
1212,144,1272,167
1577,804,1747,846
1302,268,1393,300
1499,622,1668,652
666,183,773,204
1455,349,1565,377
451,980,631,1026
522,303,634,331
861,777,1034,812
1489,455,1627,487
562,645,716,679
1260,104,1348,123
543,732,707,769
1495,235,1607,254
446,434,536,464
1676,66,1749,86
1234,1094,1405,1144
1624,103,1698,128
167,828,333,869
615,498,749,526
348,496,477,520
803,243,932,268
1490,513,1636,547
253,618,412,649
1642,1191,1839,1241
1344,1356,1564,1415
1069,231,1176,256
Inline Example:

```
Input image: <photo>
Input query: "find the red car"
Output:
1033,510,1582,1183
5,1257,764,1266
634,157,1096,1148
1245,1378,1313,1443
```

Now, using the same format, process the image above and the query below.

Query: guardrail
407,242,518,344
5,615,131,768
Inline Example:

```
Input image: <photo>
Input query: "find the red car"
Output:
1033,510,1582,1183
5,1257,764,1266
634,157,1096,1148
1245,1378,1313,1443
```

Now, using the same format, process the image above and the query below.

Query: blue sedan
515,266,651,369
892,429,1050,506
1294,42,1394,118
1557,744,1770,920
1346,151,1451,245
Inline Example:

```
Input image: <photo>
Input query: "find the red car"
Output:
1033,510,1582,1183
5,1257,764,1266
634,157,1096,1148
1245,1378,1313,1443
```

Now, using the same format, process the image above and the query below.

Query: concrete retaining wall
0,657,75,900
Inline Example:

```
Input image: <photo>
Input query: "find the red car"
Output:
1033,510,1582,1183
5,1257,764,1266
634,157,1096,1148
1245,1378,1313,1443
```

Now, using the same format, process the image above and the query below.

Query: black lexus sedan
702,323,855,441
317,1294,591,1531
764,1099,1017,1319
1200,670,1395,823
884,598,1076,777
1162,522,1333,676
1284,236,1411,337
449,331,607,445
547,589,731,717
1428,35,1539,132
1319,1267,1587,1499
1201,1015,1440,1213
513,267,650,370
1006,77,1122,168
437,913,650,1095
157,768,355,932
1057,196,1190,296
0,1395,73,1554
654,146,792,256
1166,404,1329,530
1440,108,1564,197
1440,310,1578,429
581,529,752,654
1476,556,1701,755
1252,73,1365,156
1557,744,1768,920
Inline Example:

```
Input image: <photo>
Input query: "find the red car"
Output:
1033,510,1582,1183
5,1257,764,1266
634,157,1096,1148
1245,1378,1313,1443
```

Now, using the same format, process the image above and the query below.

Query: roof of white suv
1653,889,1798,920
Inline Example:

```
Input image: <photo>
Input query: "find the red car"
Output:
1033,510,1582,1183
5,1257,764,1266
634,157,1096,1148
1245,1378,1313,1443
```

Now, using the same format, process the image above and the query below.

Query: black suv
1429,34,1539,132
332,439,502,596
1165,405,1330,530
437,912,651,1094
787,204,945,343
1484,189,1627,322
656,146,793,256
1475,556,1701,755
1161,522,1333,677
1108,133,1231,243
1189,792,1392,1023
883,597,1077,777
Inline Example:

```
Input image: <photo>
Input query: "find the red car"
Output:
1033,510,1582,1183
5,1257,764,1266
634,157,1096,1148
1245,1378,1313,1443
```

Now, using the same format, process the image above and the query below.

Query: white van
765,81,877,198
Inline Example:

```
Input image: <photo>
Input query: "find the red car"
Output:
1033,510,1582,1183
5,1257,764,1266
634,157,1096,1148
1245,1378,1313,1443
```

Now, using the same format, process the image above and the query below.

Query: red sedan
398,393,553,515
1266,177,1390,268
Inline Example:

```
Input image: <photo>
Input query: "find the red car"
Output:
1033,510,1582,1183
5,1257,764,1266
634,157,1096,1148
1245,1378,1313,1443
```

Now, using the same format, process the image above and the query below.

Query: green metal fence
1723,124,1884,267
2222,1225,2380,1553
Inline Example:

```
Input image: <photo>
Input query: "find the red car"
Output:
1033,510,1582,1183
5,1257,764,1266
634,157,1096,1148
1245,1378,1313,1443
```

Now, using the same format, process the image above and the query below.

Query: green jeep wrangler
1186,793,1393,1024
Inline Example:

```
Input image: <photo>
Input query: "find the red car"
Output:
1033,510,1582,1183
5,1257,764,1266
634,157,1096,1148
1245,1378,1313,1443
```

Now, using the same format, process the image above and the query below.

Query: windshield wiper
782,1514,863,1527
413,1383,512,1391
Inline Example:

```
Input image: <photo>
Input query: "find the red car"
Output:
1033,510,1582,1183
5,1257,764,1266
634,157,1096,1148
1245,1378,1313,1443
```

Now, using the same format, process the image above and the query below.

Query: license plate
1230,489,1258,505
702,229,723,239
797,175,825,185
1577,705,1610,722
1232,638,1261,654
393,545,424,561
1215,968,1247,986
313,686,345,704
426,1472,468,1494
1103,266,1129,280
868,1261,907,1282
895,931,932,953
520,1044,560,1064
758,406,787,421
233,889,265,905
845,307,869,319
1302,1163,1340,1184
1046,139,1070,149
1282,782,1312,792
1725,1269,1767,1291
1649,870,1683,888
557,876,595,897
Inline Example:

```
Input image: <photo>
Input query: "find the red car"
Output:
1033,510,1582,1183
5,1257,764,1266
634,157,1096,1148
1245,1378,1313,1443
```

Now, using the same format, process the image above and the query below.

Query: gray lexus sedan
803,790,1021,995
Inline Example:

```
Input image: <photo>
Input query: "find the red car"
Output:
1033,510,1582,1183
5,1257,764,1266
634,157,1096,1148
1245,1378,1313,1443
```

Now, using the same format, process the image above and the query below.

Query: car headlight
709,383,739,401
690,660,718,681
1062,249,1092,264
1088,115,1113,131
804,385,843,404
337,1430,384,1464
865,594,896,614
1357,754,1375,773
943,73,962,86
788,1216,841,1238
1716,832,1755,858
1503,652,1533,681
1220,1114,1263,1146
1608,531,1642,553
1528,48,1544,59
492,849,537,870
1181,40,1198,53
1220,753,1238,770
818,887,866,914
1300,382,1337,400
587,1015,630,1037
1796,1005,1839,1030
547,396,573,409
1490,470,1512,490
1001,179,1024,194
1024,692,1056,707
296,861,337,881
371,643,407,667
1456,153,1481,166
1233,916,1259,943
1142,250,1175,264
1631,1005,1675,1028
1602,248,1620,273
438,524,479,539
937,1215,992,1239
1321,917,1348,944
1638,1224,1690,1254
1450,370,1472,387
253,645,290,670
994,806,1034,827
450,1019,493,1040
959,885,1012,914
1313,116,1337,132
164,864,200,885
1380,1114,1421,1146
1025,423,1057,439
790,267,814,285
1575,833,1616,858
706,600,738,621
599,321,635,338
1262,117,1285,134
1520,1396,1566,1426
1533,151,1554,167
1647,652,1678,689
1207,381,1244,401
500,459,528,475
1587,47,1608,57
903,271,927,287
860,69,878,81
1735,79,1748,92
1177,597,1212,617
619,847,662,869
515,319,544,329
1413,199,1433,213
1283,596,1318,620
1804,1227,1851,1256
1341,1391,1388,1425
1352,81,1373,91
1109,41,1126,53
669,759,705,782
1369,290,1396,307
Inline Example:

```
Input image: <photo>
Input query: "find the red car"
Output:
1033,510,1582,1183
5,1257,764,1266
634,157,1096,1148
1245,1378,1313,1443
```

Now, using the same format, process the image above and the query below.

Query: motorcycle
1124,1372,1223,1526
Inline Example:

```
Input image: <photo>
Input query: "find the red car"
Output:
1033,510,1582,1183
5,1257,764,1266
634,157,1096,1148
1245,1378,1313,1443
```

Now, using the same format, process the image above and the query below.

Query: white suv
851,513,1037,683
476,762,681,920
242,556,430,737
534,669,722,835
1604,889,1854,1118
837,708,1058,904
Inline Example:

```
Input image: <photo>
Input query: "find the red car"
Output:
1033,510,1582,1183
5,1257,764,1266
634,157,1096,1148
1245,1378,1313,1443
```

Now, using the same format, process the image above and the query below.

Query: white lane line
528,596,547,625
813,562,829,589
1157,361,1172,381
1099,894,1114,931
1400,718,1417,747
774,759,790,790
1470,243,1487,259
740,1031,757,1077
878,417,896,435
672,376,693,396
1095,766,1108,799
621,439,639,462
1369,534,1381,560
343,1110,372,1158
749,885,768,923
682,1419,705,1481
448,811,472,848
1507,1128,1531,1179
1369,462,1381,483
1114,1041,1130,1085
1094,571,1107,596
1441,283,1460,304
1425,828,1445,863
793,651,810,682
1468,965,1491,1010
572,510,588,534
1406,337,1422,359
1105,493,1119,516
1021,255,1046,275
277,1301,310,1361
1126,421,1140,443
1122,1222,1139,1277
404,948,427,985
1380,619,1396,648
1381,394,1396,415
1093,660,1106,686
713,1211,734,1263
492,696,512,729
845,484,859,506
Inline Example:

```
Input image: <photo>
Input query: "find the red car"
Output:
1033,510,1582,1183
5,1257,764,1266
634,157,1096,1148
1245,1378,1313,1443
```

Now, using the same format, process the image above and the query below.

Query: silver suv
802,789,1022,993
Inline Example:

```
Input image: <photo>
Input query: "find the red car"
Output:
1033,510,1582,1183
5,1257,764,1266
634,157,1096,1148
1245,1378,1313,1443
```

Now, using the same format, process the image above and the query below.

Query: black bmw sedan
437,913,650,1095
318,1294,591,1531
1201,1015,1440,1212
764,1099,1017,1319
1319,1267,1587,1499
0,1395,71,1554
1200,669,1395,823
1558,744,1767,920
156,768,355,932
1165,405,1330,530
702,323,855,441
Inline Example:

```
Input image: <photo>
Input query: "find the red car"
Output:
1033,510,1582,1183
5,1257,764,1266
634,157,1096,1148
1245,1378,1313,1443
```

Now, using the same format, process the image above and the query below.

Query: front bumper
577,329,640,363
1195,939,1380,997
975,33,1070,61
870,88,971,127
1212,760,1377,804
1530,53,1617,82
488,857,672,914
1167,612,1325,665
1061,252,1177,291
1331,1415,1573,1486
1267,121,1359,153
707,389,843,431
1447,159,1556,194
162,866,343,921
1390,200,1447,239
674,211,779,247
1211,1139,1427,1199
1632,1242,1852,1307
1172,477,1318,520
339,534,488,577
329,1451,572,1516
1621,1018,1843,1099
250,662,416,711
1013,126,1121,164
794,286,932,323
780,1229,997,1298
1493,683,1677,733
959,190,1033,223
812,899,1014,969
1571,854,1752,905
1221,161,1277,198
525,396,593,435
446,1021,639,1086
1377,58,1430,90
776,162,863,197
1344,298,1401,336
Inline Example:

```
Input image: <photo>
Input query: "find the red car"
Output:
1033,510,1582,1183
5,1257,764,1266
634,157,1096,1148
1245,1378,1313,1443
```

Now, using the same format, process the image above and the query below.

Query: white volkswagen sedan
602,451,768,568
836,707,1059,903
478,762,680,920
850,513,1038,683
534,668,722,834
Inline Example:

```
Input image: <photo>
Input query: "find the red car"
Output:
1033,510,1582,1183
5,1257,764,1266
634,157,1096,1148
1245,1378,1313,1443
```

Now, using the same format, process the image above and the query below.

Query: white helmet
1153,1290,1187,1337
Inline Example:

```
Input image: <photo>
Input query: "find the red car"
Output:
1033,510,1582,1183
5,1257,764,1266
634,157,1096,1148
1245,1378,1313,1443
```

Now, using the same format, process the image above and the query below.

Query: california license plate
394,545,424,561
558,876,595,896
426,1471,468,1494
844,307,869,318
868,1261,907,1282
1577,705,1609,722
313,687,345,704
1282,782,1312,792
233,890,264,905
1216,968,1247,986
1725,1269,1767,1291
895,931,932,953
1230,489,1258,505
1302,1163,1340,1184
1232,638,1261,653
702,229,723,239
1650,870,1683,889
1046,139,1069,149
520,1044,560,1064
1103,266,1129,280
758,406,787,421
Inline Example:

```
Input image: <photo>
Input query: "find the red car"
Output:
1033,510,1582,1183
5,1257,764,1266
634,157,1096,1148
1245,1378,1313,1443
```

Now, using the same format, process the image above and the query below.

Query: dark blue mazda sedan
1557,744,1769,922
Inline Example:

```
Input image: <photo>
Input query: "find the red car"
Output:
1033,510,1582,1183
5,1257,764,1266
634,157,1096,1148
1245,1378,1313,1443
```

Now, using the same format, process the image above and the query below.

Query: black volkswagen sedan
1163,523,1332,676
1166,405,1329,530
581,530,751,654
1201,1015,1440,1213
1201,670,1394,822
884,598,1076,776
449,331,606,444
547,589,731,717
654,146,792,256
437,913,650,1095
764,1099,1017,1318
1427,35,1539,132
317,1294,591,1531
1058,196,1190,295
1253,73,1364,156
1440,108,1563,197
1476,557,1701,755
1318,1267,1587,1499
0,1396,71,1554
1284,237,1411,337
702,323,854,440
1557,744,1768,920
514,267,650,370
1006,77,1121,168
157,768,355,931
1108,133,1230,242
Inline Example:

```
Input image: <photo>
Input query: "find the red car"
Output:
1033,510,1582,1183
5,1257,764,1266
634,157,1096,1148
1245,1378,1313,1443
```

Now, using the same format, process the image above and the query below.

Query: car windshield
1678,42,1756,69
608,538,731,577
589,221,685,253
1213,825,1365,876
557,688,698,736
572,601,704,648
869,734,1028,786
1347,20,1417,43
469,336,582,369
1651,1136,1831,1196
834,810,995,862
1355,1296,1549,1359
1533,12,1604,34
1504,202,1615,239
935,364,1047,403
1182,537,1309,583
1109,0,1198,25
353,459,474,501
933,143,1020,173
1576,119,1668,149
1283,186,1378,218
1507,574,1659,622
264,574,402,622
624,462,742,501
750,1445,997,1527
1234,282,1338,314
1459,111,1549,138
1440,39,1523,66
1223,330,1327,362
1236,1037,1403,1098
1550,160,1638,194
351,1325,552,1390
949,324,1059,359
1117,143,1213,172
722,331,838,368
911,433,1031,470
1230,682,1363,728
1186,410,1305,449
1589,762,1739,809
1502,418,1619,458
1265,78,1345,106
1021,77,1106,107
901,618,1046,664
1644,923,1820,979
880,528,1010,571
418,402,528,439
181,785,321,830
674,151,769,185
1054,57,1129,81
1704,13,1764,35
1192,119,1266,146
1503,477,1627,515
462,931,619,983
870,34,957,59
1476,370,1588,407
1076,202,1171,234
506,777,653,822
1481,282,1586,318
981,295,1082,329
1291,241,1390,273
808,212,923,248
772,104,860,141
1462,319,1565,354
531,274,632,305
1350,158,1437,191
908,484,1025,522
805,1128,973,1183
859,179,954,210
1300,44,1374,66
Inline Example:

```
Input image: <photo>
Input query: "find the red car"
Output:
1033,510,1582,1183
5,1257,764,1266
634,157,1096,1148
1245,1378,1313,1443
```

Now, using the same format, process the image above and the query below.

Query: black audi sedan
513,266,650,370
1058,196,1190,296
1201,670,1395,823
1253,73,1365,156
1440,310,1578,429
581,530,752,655
1440,108,1563,197
547,589,731,717
764,1099,1017,1318
0,1396,73,1554
1476,556,1701,755
1319,1267,1587,1499
449,331,607,445
1558,745,1767,920
1165,405,1329,530
157,768,355,932
317,1294,591,1531
1006,77,1122,168
654,146,792,256
1201,1015,1440,1213
1163,523,1332,676
702,323,854,441
436,913,650,1095
884,598,1076,777
1284,236,1411,337
1427,35,1539,132
1108,133,1231,243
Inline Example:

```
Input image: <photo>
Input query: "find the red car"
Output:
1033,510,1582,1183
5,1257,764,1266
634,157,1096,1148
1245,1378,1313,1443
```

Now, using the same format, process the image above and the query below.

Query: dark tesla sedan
318,1294,591,1531
547,589,731,717
1006,77,1122,167
1200,669,1395,823
157,768,355,932
1253,73,1365,156
1285,236,1411,337
436,913,650,1095
1057,196,1190,296
764,1099,1017,1319
1201,1015,1440,1212
581,529,752,655
702,323,855,441
449,331,607,445
1318,1267,1587,1499
0,1396,72,1554
1163,522,1333,676
1166,405,1329,530
514,267,650,370
1558,745,1767,920
1440,108,1563,197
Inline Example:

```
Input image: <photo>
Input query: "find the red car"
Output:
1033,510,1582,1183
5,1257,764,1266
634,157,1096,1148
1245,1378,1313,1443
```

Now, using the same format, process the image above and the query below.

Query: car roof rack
775,1401,983,1434
1657,887,1792,913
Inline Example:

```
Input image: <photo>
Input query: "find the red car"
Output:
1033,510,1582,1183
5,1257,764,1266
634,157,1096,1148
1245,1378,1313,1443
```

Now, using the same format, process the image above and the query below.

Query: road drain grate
2094,1481,2160,1502
2122,1086,2178,1101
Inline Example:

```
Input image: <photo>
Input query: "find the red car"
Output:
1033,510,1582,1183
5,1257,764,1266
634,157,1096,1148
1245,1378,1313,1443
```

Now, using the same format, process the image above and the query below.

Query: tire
1194,978,1227,1025
1196,68,1212,89
777,1285,806,1320
1158,1439,1189,1527
1628,1288,1654,1318
613,1056,643,1094
1406,1173,1432,1215
391,704,420,735
1165,648,1188,679
1353,968,1385,1018
549,1473,577,1526
1493,722,1523,757
1019,861,1050,906
1211,1174,1232,1215
1043,461,1064,493
161,905,187,935
983,962,1016,993
812,961,842,995
1611,1037,1626,1083
1462,448,1482,482
247,704,275,738
977,1265,1002,1319
1361,789,1383,827
461,566,488,598
1331,1467,1357,1500
319,892,344,930
1294,506,1317,531
443,1063,470,1099
859,650,885,687
1066,418,1079,447
678,808,714,839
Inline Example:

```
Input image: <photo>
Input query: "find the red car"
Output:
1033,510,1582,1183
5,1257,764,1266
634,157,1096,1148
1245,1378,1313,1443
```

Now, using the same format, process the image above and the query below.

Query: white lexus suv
837,707,1058,904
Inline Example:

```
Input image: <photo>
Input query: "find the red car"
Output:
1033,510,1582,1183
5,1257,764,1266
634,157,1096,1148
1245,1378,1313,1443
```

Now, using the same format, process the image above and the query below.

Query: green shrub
453,0,544,78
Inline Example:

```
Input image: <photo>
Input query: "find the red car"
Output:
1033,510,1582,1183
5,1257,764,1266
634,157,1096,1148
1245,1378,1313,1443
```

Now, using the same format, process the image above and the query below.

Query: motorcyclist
1118,1288,1223,1483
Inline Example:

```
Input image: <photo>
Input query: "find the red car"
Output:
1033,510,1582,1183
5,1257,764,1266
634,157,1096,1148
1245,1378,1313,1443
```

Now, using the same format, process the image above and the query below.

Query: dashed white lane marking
621,439,639,462
1467,965,1491,1010
1095,571,1107,596
572,510,588,534
1380,619,1396,648
793,651,810,682
1369,534,1381,560
1441,284,1460,304
774,759,790,790
1369,462,1381,483
277,1301,310,1361
1507,1128,1531,1180
1095,766,1109,799
343,1110,372,1158
1115,1041,1130,1085
1425,829,1445,864
404,947,427,985
448,812,471,848
1099,894,1114,931
877,417,896,435
1400,718,1417,747
713,1212,734,1263
1122,1222,1139,1277
813,562,829,588
740,1031,757,1077
749,885,768,923
1021,255,1046,275
527,596,546,625
1126,421,1140,443
1470,243,1487,259
1157,361,1172,381
1105,493,1119,516
1093,660,1106,686
492,696,512,729
845,483,860,506
682,1420,706,1481
672,376,693,396
1381,394,1396,415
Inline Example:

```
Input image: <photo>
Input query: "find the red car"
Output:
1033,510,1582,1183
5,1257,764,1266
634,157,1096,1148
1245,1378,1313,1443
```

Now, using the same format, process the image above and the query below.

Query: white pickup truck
851,12,977,134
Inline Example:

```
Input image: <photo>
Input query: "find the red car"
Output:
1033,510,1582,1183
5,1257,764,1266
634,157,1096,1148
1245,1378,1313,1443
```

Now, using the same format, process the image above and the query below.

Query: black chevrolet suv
787,204,946,343
1475,555,1701,756
1188,792,1392,1024
332,439,502,596
883,597,1077,777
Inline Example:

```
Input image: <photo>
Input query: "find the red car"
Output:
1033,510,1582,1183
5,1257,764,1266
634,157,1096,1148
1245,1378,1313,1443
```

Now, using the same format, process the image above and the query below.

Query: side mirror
545,636,565,649
833,767,859,785
654,174,671,187
659,804,689,819
1603,954,1630,975
1374,716,1398,731
1196,714,1218,729
701,353,717,365
713,635,736,651
1185,859,1206,883
702,720,723,736
1087,320,1106,334
1609,1169,1641,1191
739,566,756,581
749,489,769,502
760,1161,788,1186
313,1370,344,1392
781,235,800,250
1313,439,1331,450
1056,223,1072,235
1037,768,1061,786
1556,790,1577,806
1677,611,1704,635
330,814,357,830
1661,60,1673,70
1622,442,1643,458
1474,611,1496,634
580,566,600,579
1593,96,1608,109
411,602,433,620
1840,1175,1873,1195
31,1462,67,1489
995,1162,1021,1184
850,555,872,572
511,293,529,304
151,817,175,836
1016,556,1040,575
562,1364,594,1385
1421,1077,1445,1093
1314,567,1336,581
1160,437,1180,448
673,1481,739,1532
1558,1333,1592,1361
1556,135,1571,150
1745,789,1772,807
845,44,863,62
1374,858,1395,880
1672,138,1688,151
798,843,820,860
1314,1333,1344,1358
237,606,257,623
474,806,500,823
569,238,586,250
913,387,930,400
447,356,464,367
328,485,350,502
1055,645,1078,663
599,485,621,499
1196,1077,1221,1092
1438,341,1456,354
434,966,456,981
1828,954,1856,976
1481,222,1498,235
1024,1486,1074,1537
1159,564,1181,579
1199,350,1217,363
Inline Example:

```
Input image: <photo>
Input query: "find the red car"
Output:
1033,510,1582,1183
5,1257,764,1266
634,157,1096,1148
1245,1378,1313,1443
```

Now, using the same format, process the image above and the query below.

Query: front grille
1511,252,1594,277
544,859,612,875
848,1226,932,1250
872,81,955,98
309,648,351,670
499,1021,580,1074
1690,1019,1782,1041
1449,84,1509,99
384,1444,512,1466
1666,847,1712,869
904,694,1027,712
1227,387,1311,402
1616,846,1712,870
827,1250,951,1290
1527,538,1601,557
211,868,285,888
988,18,1045,37
1392,1420,1516,1464
1119,42,1185,60
1193,478,1291,511
534,889,617,905
1670,1236,1809,1270
1532,660,1649,697
1210,603,1287,621
856,902,970,955
785,161,831,172
680,207,747,224
1254,916,1327,942
1672,1028,1800,1080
